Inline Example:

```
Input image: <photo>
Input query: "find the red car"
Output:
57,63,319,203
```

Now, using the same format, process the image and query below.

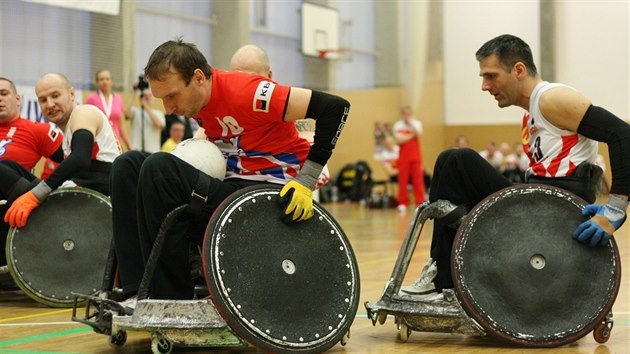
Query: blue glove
572,199,626,247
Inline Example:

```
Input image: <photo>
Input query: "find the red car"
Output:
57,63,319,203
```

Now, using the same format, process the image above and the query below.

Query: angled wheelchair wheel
453,184,620,347
203,185,360,353
6,188,113,307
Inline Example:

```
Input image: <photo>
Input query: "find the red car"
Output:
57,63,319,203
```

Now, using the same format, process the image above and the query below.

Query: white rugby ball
170,139,226,180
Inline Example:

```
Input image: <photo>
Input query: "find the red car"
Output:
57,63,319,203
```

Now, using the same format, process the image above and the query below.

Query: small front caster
593,312,614,344
398,322,411,342
377,311,387,325
110,330,127,347
151,333,173,354
340,329,350,346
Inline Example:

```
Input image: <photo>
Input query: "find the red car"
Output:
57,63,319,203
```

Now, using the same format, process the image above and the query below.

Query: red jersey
196,69,311,184
393,118,423,163
0,117,62,170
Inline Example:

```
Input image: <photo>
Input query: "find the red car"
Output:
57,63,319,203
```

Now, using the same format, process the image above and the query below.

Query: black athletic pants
111,151,260,300
0,160,40,266
429,148,512,291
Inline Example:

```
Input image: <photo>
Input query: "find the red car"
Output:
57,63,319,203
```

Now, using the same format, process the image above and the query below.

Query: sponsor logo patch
253,81,275,113
48,126,60,141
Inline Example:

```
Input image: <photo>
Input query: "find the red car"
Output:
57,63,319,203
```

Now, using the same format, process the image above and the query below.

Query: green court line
0,327,91,348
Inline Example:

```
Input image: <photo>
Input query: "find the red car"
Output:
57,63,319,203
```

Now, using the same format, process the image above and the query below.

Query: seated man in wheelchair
1,72,120,233
109,39,350,309
401,34,630,299
0,77,65,276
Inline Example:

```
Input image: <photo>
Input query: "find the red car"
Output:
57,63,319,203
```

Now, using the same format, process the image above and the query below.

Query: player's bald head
36,72,73,91
229,44,272,79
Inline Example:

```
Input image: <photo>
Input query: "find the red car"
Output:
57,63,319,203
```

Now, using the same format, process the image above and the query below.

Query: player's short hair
476,34,538,76
0,77,18,94
144,37,213,85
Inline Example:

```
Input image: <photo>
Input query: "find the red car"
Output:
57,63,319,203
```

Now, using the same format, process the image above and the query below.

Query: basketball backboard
301,2,340,59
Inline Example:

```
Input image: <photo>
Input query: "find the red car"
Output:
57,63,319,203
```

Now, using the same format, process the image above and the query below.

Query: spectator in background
393,105,426,212
454,134,469,148
86,69,131,150
161,120,185,153
161,114,193,145
478,141,503,170
374,135,399,182
502,142,528,183
498,141,511,169
374,121,392,156
125,87,165,153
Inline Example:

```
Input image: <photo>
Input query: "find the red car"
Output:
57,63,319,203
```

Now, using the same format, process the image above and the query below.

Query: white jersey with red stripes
62,105,121,163
522,81,597,179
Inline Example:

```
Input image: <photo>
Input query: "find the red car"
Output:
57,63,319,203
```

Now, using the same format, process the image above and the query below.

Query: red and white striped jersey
522,82,597,179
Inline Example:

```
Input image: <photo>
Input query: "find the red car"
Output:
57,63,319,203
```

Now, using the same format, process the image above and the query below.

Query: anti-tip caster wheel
593,321,612,344
151,333,173,354
340,329,350,346
377,311,387,325
398,322,411,342
109,330,127,347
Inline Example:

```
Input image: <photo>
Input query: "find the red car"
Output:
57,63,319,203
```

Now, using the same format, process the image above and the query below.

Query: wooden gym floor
1,200,628,354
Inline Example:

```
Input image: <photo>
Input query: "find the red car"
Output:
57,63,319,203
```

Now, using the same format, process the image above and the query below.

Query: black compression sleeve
304,90,350,166
43,129,94,190
49,145,64,163
577,104,630,196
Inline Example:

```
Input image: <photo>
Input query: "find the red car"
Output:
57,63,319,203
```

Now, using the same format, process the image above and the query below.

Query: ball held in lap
170,139,226,180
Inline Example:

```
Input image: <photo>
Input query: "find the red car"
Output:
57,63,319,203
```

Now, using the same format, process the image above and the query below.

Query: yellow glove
278,180,314,222
4,191,40,228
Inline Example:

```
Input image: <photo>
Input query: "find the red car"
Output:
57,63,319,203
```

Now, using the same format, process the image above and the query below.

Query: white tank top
63,105,121,162
523,82,597,178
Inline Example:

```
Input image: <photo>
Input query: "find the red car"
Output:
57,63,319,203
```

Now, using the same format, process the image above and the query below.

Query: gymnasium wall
328,81,518,183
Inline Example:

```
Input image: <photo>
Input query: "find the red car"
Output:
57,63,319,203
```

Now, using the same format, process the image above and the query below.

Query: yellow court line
0,309,72,323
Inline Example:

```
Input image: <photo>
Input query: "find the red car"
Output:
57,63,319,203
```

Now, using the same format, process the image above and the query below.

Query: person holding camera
86,69,131,151
124,78,165,154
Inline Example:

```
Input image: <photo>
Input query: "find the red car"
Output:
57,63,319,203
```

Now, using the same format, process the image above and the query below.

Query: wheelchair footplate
71,292,126,336
111,299,246,353
365,289,485,342
365,200,484,341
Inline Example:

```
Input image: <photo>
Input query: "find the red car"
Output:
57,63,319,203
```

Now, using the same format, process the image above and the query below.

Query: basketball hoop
317,48,351,60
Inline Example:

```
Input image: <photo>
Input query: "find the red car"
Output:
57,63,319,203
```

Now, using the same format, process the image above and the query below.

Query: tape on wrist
31,181,52,202
295,160,324,191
